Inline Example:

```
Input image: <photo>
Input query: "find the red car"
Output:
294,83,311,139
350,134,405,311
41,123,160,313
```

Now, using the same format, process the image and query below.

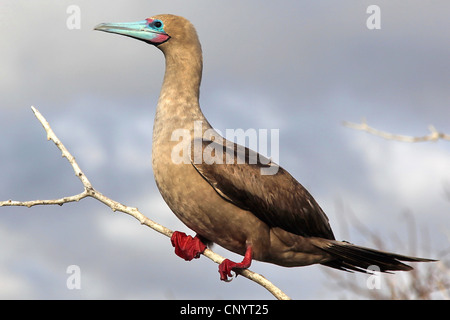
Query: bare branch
0,106,291,300
343,118,450,142
0,192,89,208
325,203,450,299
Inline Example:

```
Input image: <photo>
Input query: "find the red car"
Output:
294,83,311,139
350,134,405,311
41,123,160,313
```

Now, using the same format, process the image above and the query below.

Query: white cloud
351,134,450,219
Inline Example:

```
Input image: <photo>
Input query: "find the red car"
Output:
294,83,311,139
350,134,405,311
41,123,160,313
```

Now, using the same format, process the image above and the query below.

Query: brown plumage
94,14,435,281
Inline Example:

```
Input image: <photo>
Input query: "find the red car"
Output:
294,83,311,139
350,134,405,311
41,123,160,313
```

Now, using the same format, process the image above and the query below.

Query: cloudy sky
0,1,449,299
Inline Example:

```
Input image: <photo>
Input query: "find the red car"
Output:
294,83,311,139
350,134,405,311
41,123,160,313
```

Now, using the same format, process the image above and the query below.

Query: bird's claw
218,246,253,282
218,259,239,281
171,231,207,261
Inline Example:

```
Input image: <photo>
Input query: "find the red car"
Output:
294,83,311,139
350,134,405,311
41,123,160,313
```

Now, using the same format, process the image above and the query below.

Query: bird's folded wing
190,138,335,240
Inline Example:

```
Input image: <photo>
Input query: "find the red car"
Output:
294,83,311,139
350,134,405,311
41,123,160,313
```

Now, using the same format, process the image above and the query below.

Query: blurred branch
325,202,450,299
343,118,450,142
0,106,291,300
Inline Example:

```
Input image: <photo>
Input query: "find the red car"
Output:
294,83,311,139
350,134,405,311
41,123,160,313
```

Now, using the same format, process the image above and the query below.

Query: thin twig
0,106,291,300
343,118,450,142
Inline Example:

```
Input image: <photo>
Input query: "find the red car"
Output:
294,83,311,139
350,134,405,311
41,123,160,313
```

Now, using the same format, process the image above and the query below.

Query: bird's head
94,14,199,50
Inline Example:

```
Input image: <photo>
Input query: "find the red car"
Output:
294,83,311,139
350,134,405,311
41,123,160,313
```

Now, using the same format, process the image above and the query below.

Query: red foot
219,246,252,282
171,231,207,261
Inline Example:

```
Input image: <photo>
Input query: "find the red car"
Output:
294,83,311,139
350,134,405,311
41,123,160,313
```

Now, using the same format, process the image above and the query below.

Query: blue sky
0,1,449,299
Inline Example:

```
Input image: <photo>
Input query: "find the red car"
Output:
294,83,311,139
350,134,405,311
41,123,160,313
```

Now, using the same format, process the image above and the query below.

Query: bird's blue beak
94,19,170,45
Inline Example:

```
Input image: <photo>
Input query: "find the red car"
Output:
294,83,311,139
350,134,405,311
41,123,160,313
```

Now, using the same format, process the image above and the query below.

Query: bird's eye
153,20,163,28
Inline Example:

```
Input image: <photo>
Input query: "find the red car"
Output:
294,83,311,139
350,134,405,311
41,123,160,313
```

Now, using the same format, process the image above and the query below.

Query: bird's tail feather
316,240,436,273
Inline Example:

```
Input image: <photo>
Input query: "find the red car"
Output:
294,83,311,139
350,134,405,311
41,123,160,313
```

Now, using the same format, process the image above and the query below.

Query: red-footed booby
94,14,435,282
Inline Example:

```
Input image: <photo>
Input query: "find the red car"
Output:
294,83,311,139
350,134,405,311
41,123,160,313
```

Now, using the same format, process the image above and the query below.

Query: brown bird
94,14,435,282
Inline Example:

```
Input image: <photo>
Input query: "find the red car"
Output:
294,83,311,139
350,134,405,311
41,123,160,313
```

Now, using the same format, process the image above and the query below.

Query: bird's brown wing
190,139,335,240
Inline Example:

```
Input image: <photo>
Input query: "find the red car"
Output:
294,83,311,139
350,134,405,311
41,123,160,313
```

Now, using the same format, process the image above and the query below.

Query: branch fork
0,106,291,300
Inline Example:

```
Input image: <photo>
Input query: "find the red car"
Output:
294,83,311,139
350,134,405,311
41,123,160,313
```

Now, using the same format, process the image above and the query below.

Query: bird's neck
152,43,213,159
152,42,212,175
163,46,202,100
156,44,206,123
